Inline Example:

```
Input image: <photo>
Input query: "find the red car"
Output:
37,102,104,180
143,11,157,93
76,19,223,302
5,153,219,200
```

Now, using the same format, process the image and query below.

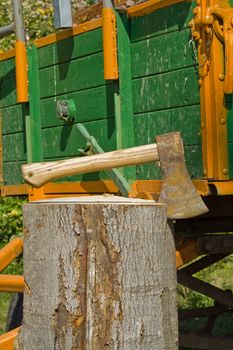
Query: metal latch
56,100,76,123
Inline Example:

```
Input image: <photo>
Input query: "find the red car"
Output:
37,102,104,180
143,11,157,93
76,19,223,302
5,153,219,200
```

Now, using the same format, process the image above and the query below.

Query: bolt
201,121,205,129
220,118,226,125
203,169,207,176
204,241,213,252
199,79,203,86
223,168,229,175
193,8,198,14
219,73,225,81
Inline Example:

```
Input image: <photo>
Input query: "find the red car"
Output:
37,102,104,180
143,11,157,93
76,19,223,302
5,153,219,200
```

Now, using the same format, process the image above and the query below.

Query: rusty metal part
0,238,23,272
179,304,232,320
177,270,233,308
180,253,229,275
156,133,208,219
179,332,233,349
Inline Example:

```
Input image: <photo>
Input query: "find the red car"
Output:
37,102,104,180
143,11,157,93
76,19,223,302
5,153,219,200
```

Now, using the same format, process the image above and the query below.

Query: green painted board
39,52,106,99
3,161,26,185
1,104,27,134
130,1,195,41
2,132,27,162
42,119,116,159
134,105,201,146
38,28,103,69
0,57,15,80
40,84,115,128
0,77,17,108
133,66,199,114
131,28,196,78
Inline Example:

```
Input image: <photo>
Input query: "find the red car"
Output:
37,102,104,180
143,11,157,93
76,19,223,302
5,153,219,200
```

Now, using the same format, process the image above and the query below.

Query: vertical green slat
27,44,42,163
116,13,136,181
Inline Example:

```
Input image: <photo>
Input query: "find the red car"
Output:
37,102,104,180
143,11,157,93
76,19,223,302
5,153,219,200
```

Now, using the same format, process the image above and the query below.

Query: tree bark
16,196,178,350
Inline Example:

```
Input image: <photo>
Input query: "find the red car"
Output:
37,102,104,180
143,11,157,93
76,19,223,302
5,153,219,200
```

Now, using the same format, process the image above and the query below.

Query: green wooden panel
135,145,203,180
1,104,27,134
0,77,17,108
40,85,115,128
39,52,106,98
228,143,233,178
0,58,15,80
3,161,25,185
42,119,116,159
133,105,201,146
133,67,199,114
3,132,27,162
131,29,195,78
130,1,195,41
38,28,103,69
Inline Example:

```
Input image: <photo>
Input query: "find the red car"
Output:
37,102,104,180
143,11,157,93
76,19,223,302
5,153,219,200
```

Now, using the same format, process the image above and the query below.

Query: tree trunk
16,196,178,350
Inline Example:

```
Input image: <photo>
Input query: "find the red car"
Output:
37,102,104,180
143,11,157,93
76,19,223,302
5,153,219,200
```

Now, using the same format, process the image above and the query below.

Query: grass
0,293,11,334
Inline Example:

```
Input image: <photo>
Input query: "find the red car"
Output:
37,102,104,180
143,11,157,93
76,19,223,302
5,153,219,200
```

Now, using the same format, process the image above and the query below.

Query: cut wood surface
16,196,178,349
22,143,159,188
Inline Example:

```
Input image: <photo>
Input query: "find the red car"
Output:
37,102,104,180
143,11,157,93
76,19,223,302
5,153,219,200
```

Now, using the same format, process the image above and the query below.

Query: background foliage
0,0,95,52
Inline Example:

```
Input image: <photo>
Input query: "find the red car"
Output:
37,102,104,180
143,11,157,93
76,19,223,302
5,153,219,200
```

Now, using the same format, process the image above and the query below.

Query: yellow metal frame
127,0,189,17
0,238,23,272
102,8,118,80
0,327,20,350
15,41,28,103
190,0,231,180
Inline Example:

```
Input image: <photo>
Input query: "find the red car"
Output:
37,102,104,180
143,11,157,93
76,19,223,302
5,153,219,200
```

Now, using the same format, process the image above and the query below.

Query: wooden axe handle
22,143,159,188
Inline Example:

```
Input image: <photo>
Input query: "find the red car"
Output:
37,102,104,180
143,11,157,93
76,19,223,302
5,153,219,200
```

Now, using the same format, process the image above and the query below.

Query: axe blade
156,132,209,219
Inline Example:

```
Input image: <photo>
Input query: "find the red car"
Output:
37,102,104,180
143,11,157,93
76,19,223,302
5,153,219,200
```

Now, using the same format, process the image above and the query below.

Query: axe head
156,132,209,219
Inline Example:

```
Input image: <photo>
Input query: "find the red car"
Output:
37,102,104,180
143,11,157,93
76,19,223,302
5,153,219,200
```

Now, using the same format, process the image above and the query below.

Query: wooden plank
39,52,106,99
18,198,177,349
133,104,201,148
0,57,15,80
40,85,115,129
131,28,195,78
116,13,136,180
41,119,116,159
0,77,17,108
1,104,27,134
3,133,27,162
130,1,195,41
133,67,199,114
3,161,25,185
37,28,103,69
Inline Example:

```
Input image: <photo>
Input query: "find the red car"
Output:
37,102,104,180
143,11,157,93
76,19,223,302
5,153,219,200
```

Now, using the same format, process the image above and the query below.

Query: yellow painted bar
102,8,118,80
0,238,23,273
127,0,189,17
0,328,20,350
15,41,28,103
0,275,24,292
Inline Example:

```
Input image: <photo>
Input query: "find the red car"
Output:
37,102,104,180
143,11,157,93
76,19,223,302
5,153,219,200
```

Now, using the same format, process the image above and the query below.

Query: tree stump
16,196,178,350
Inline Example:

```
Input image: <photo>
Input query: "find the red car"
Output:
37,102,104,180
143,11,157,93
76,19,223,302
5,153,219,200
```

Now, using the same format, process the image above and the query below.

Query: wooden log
16,196,178,350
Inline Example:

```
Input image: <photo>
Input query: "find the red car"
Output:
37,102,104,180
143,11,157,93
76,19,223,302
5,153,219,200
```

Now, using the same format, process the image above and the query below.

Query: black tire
6,293,23,331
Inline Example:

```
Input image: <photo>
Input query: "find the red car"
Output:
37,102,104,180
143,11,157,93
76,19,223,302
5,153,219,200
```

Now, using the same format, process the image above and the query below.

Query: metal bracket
75,123,131,197
56,100,76,124
190,2,233,94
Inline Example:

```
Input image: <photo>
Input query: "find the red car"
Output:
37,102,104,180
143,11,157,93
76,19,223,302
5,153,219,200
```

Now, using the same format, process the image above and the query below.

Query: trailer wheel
6,293,23,331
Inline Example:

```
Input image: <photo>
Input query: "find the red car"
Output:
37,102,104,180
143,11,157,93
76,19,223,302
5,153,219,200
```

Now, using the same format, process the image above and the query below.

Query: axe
21,132,208,219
